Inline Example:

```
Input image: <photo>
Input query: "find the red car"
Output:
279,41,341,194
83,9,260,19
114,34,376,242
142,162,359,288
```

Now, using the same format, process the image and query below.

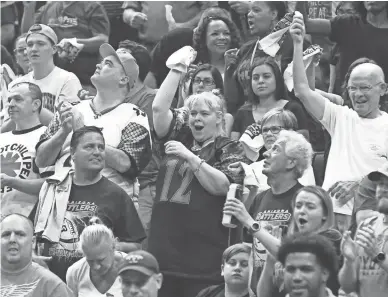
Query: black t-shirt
244,182,303,292
148,109,249,282
36,176,146,281
150,28,194,87
232,100,309,135
330,14,388,91
196,284,249,297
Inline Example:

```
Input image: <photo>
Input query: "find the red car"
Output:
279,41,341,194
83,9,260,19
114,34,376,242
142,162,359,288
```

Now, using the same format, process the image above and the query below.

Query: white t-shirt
8,66,82,113
0,125,49,218
321,100,388,215
66,256,123,297
249,160,316,192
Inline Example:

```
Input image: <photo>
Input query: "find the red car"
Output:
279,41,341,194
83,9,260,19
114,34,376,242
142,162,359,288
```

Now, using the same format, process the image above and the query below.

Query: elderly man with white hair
290,12,388,232
223,129,313,292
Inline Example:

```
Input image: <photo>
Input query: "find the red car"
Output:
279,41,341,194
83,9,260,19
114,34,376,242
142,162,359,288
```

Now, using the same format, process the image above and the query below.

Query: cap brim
99,43,127,74
118,265,155,276
100,43,117,59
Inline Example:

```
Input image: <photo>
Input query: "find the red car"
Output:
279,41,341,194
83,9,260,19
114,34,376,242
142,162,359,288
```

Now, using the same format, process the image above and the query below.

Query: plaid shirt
37,101,151,179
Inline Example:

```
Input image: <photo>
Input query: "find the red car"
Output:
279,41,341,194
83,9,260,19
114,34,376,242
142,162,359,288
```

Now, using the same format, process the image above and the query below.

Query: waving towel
284,44,323,91
239,123,264,162
256,12,294,59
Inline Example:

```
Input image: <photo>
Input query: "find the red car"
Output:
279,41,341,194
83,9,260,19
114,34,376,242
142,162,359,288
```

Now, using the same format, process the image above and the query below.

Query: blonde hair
275,130,313,179
79,223,116,252
184,91,227,136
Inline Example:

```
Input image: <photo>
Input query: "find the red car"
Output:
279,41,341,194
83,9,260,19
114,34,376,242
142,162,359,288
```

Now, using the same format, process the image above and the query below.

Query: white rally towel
284,44,323,92
257,12,294,59
239,123,265,162
166,46,197,73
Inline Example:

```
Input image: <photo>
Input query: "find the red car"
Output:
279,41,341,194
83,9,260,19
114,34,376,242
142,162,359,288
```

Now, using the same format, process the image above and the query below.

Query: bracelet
194,159,205,174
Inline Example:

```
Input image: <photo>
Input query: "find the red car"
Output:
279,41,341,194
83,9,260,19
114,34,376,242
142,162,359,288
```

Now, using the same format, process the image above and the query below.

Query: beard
377,197,388,214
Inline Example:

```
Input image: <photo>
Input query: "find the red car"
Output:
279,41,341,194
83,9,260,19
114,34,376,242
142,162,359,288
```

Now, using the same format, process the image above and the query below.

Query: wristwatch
248,222,261,235
372,252,386,264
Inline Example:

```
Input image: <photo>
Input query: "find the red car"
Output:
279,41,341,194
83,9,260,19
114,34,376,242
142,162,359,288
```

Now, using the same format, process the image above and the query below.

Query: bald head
350,63,385,83
347,62,386,119
1,214,34,236
1,213,35,271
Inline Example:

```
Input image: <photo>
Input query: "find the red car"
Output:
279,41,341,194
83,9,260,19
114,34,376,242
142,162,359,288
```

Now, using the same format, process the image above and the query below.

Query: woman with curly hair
193,14,241,77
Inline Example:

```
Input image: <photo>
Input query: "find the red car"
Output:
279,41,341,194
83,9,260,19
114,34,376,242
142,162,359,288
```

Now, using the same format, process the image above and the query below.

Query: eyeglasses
346,83,382,94
262,126,283,135
192,77,215,86
14,48,27,55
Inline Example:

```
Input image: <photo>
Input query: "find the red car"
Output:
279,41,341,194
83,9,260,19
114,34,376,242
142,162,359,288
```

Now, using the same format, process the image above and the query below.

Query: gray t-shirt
1,262,73,297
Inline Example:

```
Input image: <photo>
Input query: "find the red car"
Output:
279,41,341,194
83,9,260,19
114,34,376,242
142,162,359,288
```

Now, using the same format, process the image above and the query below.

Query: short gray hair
275,130,313,179
261,108,299,131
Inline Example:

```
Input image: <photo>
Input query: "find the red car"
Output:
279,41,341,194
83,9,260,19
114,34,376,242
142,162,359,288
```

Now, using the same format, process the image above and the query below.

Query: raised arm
152,47,197,138
152,69,180,138
290,12,327,121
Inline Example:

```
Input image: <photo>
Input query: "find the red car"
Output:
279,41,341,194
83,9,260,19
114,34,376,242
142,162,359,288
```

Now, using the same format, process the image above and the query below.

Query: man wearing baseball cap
21,1,110,88
36,43,152,209
119,250,163,297
3,23,82,133
339,163,388,297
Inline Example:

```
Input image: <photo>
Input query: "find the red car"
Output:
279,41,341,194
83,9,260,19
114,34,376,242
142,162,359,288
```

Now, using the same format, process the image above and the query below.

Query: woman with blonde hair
149,46,250,297
66,222,126,297
178,63,234,136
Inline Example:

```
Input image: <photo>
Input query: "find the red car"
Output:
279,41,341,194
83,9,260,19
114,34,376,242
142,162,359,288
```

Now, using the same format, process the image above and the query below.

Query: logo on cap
125,254,144,264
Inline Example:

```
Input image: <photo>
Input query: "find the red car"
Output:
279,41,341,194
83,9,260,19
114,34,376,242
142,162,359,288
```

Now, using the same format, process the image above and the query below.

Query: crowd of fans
1,1,388,297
